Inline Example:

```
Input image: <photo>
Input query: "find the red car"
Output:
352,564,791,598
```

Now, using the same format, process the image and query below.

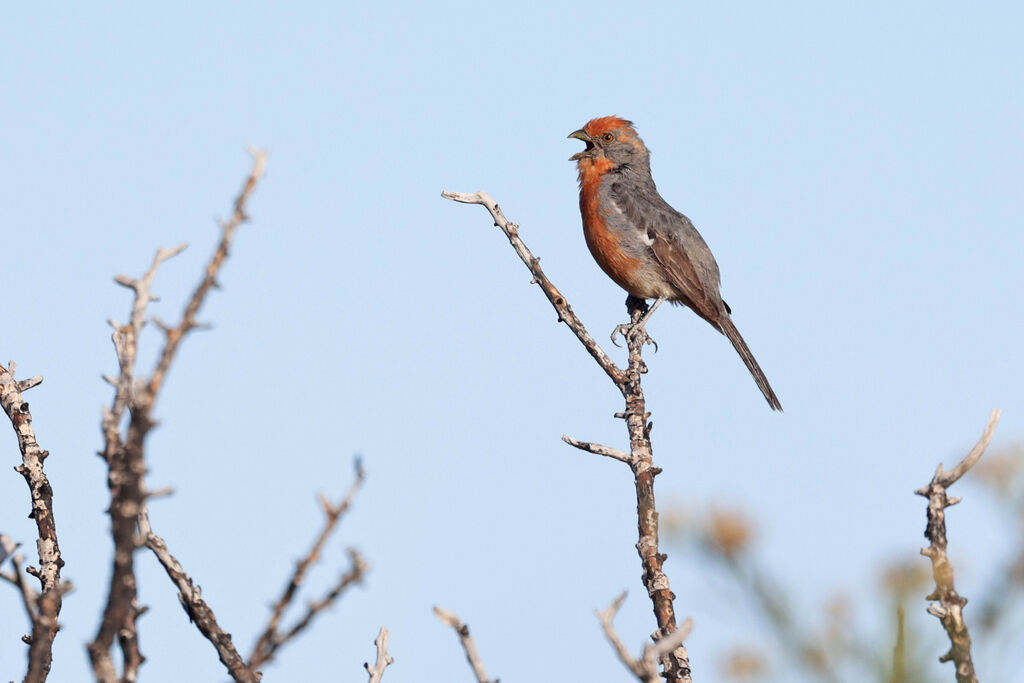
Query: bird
569,116,782,411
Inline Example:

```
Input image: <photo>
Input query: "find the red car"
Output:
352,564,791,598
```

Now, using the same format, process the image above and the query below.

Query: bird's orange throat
576,156,616,232
576,156,616,191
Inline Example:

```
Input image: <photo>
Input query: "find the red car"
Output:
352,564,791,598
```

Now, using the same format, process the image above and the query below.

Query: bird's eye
602,133,615,142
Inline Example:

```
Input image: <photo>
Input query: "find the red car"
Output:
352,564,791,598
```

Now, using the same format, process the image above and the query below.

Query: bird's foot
611,295,663,350
610,320,658,351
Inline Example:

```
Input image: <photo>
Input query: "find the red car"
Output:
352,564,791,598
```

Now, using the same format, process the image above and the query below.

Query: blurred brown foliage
665,442,1024,682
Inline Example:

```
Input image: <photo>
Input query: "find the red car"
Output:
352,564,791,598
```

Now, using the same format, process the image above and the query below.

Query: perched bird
569,116,782,411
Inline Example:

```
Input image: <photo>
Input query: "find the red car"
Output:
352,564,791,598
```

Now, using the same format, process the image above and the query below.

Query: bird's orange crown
583,116,635,137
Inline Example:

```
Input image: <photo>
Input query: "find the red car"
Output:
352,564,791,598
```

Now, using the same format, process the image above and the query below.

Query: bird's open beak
568,129,594,161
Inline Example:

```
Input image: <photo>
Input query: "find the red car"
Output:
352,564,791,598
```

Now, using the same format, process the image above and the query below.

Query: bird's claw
610,321,658,351
611,323,630,347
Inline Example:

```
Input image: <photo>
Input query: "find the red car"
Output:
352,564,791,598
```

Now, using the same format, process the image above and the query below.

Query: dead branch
364,627,394,682
249,459,368,670
597,592,694,683
916,409,1001,683
89,148,267,682
136,506,260,682
0,362,65,683
275,550,368,650
561,435,632,464
90,245,186,682
433,607,496,683
441,190,623,385
148,146,267,398
1,553,38,640
443,191,691,681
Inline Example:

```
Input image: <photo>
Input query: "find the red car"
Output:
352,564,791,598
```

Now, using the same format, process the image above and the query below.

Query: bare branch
596,592,694,683
562,434,633,464
90,149,268,682
930,409,1002,489
1,554,39,633
445,192,690,682
91,242,185,681
442,190,623,386
433,607,496,683
137,505,261,682
16,376,43,392
649,618,694,661
364,627,394,683
249,459,368,670
0,362,65,683
0,532,17,565
916,409,1001,683
597,592,650,681
274,549,368,659
148,147,267,399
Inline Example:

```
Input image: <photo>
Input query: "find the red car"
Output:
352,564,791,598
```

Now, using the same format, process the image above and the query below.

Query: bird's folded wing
610,181,720,321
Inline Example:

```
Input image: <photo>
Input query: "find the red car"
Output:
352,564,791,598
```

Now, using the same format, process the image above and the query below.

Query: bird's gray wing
609,179,723,323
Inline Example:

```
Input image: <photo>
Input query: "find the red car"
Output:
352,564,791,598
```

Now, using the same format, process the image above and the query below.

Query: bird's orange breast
577,161,646,295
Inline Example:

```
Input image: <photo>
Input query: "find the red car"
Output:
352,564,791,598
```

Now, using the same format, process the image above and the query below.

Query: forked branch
597,592,694,683
89,148,268,682
249,459,369,670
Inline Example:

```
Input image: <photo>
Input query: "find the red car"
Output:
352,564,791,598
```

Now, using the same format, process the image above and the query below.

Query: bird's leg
633,295,664,328
611,296,664,348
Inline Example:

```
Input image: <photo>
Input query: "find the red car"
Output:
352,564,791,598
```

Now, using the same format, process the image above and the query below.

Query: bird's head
568,116,649,169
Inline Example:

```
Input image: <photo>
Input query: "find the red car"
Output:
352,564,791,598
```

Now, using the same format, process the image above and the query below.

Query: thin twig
138,505,261,683
915,409,1001,683
148,147,267,399
444,191,691,681
248,458,368,670
1,554,39,633
562,435,633,464
433,607,497,683
364,627,394,682
0,362,64,683
275,550,368,652
442,190,623,385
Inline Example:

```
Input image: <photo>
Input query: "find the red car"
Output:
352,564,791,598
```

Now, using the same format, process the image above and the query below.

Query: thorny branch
88,148,268,683
0,362,66,683
249,459,369,670
433,607,497,683
915,409,1001,683
443,190,691,682
137,506,260,682
364,627,394,683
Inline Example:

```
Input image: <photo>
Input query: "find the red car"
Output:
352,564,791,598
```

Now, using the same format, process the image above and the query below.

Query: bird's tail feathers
718,317,783,412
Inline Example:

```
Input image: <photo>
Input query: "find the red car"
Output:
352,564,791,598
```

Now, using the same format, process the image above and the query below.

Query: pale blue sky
2,3,1022,681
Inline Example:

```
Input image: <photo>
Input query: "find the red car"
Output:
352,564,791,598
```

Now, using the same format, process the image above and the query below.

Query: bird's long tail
717,316,783,412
